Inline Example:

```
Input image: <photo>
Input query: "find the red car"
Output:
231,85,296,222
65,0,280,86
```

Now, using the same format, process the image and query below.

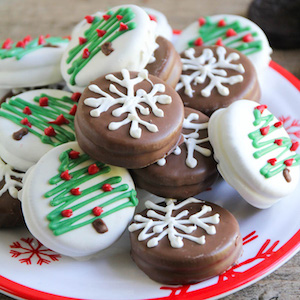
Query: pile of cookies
0,4,299,286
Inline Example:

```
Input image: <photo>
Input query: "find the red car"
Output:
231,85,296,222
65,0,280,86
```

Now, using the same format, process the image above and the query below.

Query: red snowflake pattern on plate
279,116,300,142
10,238,61,265
160,231,280,298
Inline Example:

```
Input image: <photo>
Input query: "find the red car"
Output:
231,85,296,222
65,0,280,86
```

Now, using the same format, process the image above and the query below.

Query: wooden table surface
0,0,299,299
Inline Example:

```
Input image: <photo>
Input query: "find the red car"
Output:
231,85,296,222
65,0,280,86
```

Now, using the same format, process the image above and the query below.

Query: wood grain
0,0,299,299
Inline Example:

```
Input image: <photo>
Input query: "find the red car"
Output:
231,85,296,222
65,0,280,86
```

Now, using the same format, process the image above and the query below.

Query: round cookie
0,35,69,89
176,45,260,116
75,69,184,169
61,5,157,92
208,100,300,208
131,107,218,199
146,36,182,89
0,158,25,228
174,14,272,77
128,197,243,285
21,141,138,259
0,89,77,172
143,7,173,41
248,0,300,49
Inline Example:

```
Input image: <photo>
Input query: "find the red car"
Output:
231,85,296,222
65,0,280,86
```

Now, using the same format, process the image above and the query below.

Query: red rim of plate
0,62,300,300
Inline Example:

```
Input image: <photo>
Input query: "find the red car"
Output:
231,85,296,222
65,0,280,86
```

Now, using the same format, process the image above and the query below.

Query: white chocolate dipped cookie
21,141,138,259
208,100,300,208
0,89,77,172
0,35,69,89
61,5,157,92
174,15,272,78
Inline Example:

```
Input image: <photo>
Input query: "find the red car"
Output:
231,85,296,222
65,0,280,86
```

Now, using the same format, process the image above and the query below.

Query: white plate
0,61,299,300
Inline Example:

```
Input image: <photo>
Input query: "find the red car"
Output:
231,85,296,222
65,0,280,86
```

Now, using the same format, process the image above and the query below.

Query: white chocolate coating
175,14,272,78
208,100,300,208
21,142,137,259
61,5,157,93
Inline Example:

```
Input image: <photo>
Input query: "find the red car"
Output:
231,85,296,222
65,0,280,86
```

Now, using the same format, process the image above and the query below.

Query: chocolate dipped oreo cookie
176,45,260,116
146,36,182,89
129,198,243,285
131,107,218,199
75,69,184,169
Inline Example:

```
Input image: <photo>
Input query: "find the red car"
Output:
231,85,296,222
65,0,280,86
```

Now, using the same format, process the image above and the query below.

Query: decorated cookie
0,89,77,172
208,100,300,208
0,35,69,89
131,107,218,199
129,198,243,285
0,158,25,228
143,7,173,41
174,15,272,76
176,45,260,116
61,5,157,92
75,69,184,169
146,36,182,88
21,142,138,258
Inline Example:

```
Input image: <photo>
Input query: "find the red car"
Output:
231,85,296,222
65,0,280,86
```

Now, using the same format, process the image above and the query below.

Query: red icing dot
63,35,72,40
61,209,73,218
79,37,87,45
260,126,270,136
96,29,107,37
39,96,49,107
218,19,226,27
119,22,128,31
69,150,80,159
2,38,13,49
243,33,254,43
284,158,294,166
23,35,32,45
69,104,77,116
198,17,206,26
267,158,277,166
70,187,82,196
274,121,283,128
44,126,56,136
16,41,25,48
149,14,157,22
88,164,99,175
274,139,283,146
116,15,123,21
49,114,69,125
20,118,32,128
45,34,51,38
82,48,90,59
255,104,268,114
290,141,299,152
60,170,72,181
226,28,237,37
102,183,113,192
194,37,203,46
38,35,46,45
215,38,224,46
103,14,111,21
85,15,95,23
92,207,103,216
71,92,81,102
23,106,32,115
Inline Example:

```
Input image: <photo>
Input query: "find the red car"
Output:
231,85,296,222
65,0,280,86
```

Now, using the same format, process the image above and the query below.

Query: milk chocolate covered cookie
129,198,243,285
131,107,218,199
75,69,184,168
176,45,260,116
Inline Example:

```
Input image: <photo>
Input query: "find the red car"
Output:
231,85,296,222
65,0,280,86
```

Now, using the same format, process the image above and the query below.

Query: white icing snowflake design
128,198,220,248
0,159,24,198
84,69,172,139
176,46,245,98
157,113,212,168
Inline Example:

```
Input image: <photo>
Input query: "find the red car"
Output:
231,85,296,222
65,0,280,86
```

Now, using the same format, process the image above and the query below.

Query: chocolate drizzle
92,219,108,233
12,127,29,140
101,42,114,56
283,168,291,182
